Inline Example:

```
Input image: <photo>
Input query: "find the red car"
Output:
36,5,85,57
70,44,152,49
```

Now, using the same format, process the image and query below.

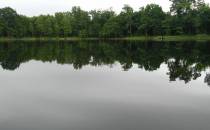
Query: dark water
1,40,210,130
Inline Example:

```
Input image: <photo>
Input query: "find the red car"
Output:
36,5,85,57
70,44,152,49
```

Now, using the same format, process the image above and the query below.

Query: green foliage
100,16,122,37
197,4,210,34
139,4,165,36
0,0,210,37
70,6,90,36
89,9,115,37
55,12,72,37
0,7,19,37
169,0,196,15
119,5,134,36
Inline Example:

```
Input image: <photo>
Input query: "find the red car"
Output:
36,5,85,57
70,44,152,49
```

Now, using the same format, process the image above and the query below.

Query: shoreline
1,35,210,42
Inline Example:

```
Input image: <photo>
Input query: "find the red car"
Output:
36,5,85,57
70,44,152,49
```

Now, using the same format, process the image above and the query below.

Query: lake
0,40,210,130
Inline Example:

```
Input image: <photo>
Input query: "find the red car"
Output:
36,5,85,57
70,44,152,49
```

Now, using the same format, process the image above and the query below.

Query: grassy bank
1,35,210,42
0,37,84,42
124,35,210,41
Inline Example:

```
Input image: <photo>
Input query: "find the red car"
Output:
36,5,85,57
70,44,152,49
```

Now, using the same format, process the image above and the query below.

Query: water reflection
0,40,210,84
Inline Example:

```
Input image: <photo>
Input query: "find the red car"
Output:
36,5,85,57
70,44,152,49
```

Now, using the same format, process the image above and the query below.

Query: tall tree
0,7,19,37
197,4,210,33
89,9,114,37
100,16,122,37
120,5,134,36
139,4,165,36
170,0,196,16
71,6,90,36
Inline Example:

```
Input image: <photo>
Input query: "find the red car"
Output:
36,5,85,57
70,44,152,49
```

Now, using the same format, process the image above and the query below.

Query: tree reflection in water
0,40,210,84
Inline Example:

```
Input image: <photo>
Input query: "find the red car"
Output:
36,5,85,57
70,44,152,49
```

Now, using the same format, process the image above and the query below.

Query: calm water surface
0,41,210,130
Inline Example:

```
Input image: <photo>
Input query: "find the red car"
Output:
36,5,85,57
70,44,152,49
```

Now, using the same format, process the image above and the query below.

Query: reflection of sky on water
0,61,210,130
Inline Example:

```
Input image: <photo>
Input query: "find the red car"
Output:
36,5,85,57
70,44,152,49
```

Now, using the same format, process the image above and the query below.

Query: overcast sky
1,0,210,16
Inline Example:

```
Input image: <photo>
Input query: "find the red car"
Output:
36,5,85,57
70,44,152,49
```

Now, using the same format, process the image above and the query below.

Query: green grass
124,34,210,41
0,37,104,42
1,35,210,42
0,37,82,42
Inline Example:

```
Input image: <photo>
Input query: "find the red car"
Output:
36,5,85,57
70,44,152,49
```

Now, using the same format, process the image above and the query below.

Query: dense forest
0,0,210,37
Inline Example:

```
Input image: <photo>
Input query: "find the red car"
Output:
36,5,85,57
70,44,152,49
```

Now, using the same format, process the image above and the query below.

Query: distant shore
124,35,210,41
1,35,210,42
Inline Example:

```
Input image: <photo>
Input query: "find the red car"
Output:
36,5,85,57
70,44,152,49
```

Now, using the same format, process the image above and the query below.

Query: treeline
0,0,210,37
